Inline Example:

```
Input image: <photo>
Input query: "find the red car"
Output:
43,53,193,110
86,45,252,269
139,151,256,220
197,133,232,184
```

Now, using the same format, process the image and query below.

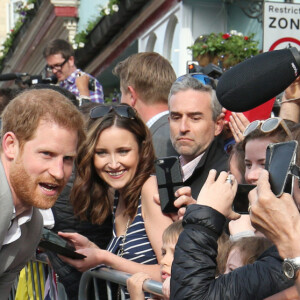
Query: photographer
170,169,294,300
43,39,104,104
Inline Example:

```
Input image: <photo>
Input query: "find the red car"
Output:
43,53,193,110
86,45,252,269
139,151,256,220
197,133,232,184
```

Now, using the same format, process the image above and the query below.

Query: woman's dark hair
71,104,155,224
228,142,245,184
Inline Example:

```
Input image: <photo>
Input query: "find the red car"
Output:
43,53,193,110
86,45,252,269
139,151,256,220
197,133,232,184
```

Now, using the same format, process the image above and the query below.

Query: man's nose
48,158,64,180
179,117,189,133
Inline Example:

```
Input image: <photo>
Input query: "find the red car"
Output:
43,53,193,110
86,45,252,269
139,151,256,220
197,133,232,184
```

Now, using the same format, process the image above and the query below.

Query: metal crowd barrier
9,259,163,299
78,267,163,300
8,254,67,300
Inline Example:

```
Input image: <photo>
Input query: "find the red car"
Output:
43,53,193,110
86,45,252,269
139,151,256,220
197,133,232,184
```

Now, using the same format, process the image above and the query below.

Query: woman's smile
94,126,139,191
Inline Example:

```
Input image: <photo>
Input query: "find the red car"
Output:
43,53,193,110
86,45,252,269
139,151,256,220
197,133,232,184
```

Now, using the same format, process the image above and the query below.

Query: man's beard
9,159,65,209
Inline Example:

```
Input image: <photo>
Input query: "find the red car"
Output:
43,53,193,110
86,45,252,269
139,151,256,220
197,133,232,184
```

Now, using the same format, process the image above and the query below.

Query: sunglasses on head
243,117,293,139
176,73,216,89
89,105,137,119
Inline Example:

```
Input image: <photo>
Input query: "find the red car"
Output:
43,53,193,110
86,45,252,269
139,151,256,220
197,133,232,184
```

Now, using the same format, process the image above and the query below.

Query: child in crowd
217,236,273,275
127,221,183,300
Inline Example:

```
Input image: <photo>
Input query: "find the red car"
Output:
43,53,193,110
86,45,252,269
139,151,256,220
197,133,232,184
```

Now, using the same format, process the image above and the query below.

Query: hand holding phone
265,140,298,197
39,228,86,260
232,184,256,214
155,156,184,213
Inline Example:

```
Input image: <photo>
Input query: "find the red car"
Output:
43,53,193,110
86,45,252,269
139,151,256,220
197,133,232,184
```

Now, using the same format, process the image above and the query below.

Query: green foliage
188,30,260,67
72,0,120,49
104,88,120,103
0,0,36,69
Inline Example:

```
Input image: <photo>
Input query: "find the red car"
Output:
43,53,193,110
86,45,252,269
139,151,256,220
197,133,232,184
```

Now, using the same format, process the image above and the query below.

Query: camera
186,61,223,79
21,74,58,86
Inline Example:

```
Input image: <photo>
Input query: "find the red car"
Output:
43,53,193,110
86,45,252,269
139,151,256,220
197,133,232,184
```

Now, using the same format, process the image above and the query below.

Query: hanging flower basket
189,30,260,69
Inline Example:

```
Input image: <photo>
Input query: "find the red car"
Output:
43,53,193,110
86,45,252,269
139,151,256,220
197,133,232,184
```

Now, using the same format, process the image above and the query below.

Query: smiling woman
58,103,173,298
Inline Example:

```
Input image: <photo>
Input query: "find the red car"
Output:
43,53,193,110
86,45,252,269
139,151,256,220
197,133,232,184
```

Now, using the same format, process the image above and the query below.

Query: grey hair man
168,75,228,198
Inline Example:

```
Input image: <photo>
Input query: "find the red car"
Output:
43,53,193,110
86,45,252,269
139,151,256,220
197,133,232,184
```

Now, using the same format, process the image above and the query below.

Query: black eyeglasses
89,105,137,119
243,117,293,139
45,57,69,73
176,73,216,89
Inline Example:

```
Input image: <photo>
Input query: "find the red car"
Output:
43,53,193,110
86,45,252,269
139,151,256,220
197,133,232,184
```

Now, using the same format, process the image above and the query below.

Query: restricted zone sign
263,1,300,52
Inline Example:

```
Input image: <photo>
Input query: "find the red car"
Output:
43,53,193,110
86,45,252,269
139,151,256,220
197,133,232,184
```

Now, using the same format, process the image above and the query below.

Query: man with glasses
113,52,178,157
168,74,228,198
43,39,104,104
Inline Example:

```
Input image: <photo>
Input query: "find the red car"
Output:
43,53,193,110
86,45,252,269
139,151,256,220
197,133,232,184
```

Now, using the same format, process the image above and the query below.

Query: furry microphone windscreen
216,47,300,112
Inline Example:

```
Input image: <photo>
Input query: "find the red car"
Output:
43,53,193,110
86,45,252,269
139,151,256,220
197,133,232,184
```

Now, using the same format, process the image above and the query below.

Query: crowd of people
0,38,300,300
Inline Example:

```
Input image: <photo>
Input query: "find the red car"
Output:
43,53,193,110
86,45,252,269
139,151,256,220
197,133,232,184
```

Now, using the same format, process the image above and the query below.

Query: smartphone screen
155,156,184,213
265,141,297,197
232,184,256,214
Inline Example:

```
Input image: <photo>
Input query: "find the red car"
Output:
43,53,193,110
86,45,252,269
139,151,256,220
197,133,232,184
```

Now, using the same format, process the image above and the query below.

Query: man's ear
214,115,224,136
127,86,138,107
2,132,19,160
68,56,75,67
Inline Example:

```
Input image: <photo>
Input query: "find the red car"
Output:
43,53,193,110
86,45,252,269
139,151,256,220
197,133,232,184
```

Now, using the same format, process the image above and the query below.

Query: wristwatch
282,257,300,279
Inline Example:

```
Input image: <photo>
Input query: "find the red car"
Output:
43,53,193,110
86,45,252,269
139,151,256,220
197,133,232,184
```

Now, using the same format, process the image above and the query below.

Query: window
7,0,24,31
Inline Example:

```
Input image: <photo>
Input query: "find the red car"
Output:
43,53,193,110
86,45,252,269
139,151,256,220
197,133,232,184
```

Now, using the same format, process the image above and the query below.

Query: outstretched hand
228,112,249,143
174,186,196,220
249,169,300,258
58,232,98,249
283,76,300,101
57,232,102,272
197,170,240,220
58,247,103,272
153,186,196,221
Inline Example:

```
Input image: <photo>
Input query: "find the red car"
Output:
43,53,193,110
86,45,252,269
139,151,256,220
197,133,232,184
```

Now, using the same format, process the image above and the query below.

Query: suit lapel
0,160,14,249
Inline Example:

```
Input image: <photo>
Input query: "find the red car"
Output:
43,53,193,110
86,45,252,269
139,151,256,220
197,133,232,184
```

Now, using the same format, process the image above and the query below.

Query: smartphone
39,228,86,260
88,78,96,91
265,140,298,197
155,156,184,213
232,184,256,214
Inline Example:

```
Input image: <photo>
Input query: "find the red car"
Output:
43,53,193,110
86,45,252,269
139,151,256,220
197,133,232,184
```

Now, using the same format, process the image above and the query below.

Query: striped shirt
106,196,157,264
106,195,157,299
59,69,104,103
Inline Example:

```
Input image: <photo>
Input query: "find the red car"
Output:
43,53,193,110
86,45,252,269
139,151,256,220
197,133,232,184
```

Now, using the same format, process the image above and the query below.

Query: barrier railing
8,254,67,300
78,267,163,300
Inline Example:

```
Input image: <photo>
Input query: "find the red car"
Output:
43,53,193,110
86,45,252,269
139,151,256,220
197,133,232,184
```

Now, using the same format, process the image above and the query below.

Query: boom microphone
0,73,27,81
216,47,300,112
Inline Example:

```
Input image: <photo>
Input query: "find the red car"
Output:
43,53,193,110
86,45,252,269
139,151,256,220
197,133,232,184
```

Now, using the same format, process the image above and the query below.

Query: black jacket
170,205,293,300
184,135,229,199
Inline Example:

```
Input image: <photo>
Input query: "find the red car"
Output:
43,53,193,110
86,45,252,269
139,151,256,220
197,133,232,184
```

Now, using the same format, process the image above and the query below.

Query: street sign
263,1,300,52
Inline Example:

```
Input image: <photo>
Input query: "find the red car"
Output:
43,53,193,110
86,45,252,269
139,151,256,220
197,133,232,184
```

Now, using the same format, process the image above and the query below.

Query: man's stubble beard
9,159,65,209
